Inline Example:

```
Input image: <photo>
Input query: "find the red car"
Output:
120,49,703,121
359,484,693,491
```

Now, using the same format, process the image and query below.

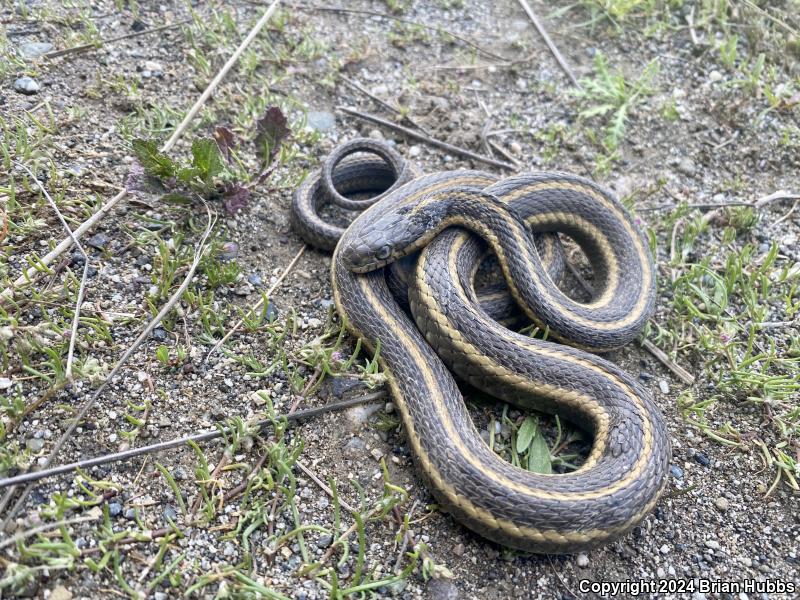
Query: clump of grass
653,203,800,493
573,51,659,151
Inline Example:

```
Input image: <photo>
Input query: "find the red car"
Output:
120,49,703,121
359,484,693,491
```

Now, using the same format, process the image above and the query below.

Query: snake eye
376,244,392,261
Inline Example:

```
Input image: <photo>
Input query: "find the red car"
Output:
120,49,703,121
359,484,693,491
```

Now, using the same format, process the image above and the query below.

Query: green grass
573,51,659,152
649,203,800,493
3,0,800,595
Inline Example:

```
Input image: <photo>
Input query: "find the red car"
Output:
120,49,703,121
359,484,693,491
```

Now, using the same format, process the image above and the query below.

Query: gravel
2,0,798,598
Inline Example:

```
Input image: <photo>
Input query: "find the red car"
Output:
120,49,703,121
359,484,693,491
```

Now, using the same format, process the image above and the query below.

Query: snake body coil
292,139,671,553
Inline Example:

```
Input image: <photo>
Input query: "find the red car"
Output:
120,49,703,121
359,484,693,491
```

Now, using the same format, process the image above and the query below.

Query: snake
291,138,671,553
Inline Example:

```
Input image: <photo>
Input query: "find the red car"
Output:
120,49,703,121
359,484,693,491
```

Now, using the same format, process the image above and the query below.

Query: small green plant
130,107,291,214
574,52,659,150
717,33,739,71
155,344,170,366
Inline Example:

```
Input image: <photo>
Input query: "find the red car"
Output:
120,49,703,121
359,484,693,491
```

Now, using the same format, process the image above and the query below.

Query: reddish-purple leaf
255,106,290,162
213,126,237,163
222,183,251,214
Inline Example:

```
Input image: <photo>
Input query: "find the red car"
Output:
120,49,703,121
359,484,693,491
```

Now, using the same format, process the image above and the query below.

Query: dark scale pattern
296,141,671,554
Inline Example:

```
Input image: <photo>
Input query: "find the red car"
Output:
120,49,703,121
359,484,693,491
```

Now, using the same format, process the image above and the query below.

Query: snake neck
414,189,548,319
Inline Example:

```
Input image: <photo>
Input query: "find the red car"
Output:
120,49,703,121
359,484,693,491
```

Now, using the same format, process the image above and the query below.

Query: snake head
340,205,433,273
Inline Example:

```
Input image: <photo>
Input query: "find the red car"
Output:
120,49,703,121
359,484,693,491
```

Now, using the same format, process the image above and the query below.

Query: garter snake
292,139,671,553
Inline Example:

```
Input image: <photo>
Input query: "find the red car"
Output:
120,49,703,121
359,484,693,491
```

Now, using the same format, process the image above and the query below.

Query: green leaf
155,345,170,365
176,166,202,184
131,139,176,179
514,416,538,454
527,429,552,474
190,138,224,183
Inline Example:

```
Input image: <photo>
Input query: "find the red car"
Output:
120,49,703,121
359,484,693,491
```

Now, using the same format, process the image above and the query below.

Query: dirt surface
1,1,799,599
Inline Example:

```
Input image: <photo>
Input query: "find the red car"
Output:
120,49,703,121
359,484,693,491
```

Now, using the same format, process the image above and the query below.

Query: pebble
0,377,12,389
220,241,239,261
223,542,236,557
370,448,384,461
368,128,384,140
676,157,696,177
427,579,459,600
124,508,136,520
173,466,188,480
316,534,333,549
48,586,73,600
87,233,109,250
670,465,684,479
19,41,53,59
694,452,711,466
371,83,389,95
659,380,670,394
344,436,366,457
709,70,723,82
660,543,670,554
154,593,167,600
408,145,422,158
163,505,178,522
714,497,729,512
576,553,589,567
26,438,45,452
704,539,720,550
452,543,465,556
306,111,336,132
656,567,666,578
14,76,40,95
141,60,164,78
384,402,395,414
108,502,123,517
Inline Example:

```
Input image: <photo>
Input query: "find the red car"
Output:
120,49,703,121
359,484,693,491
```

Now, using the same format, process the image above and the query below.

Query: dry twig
15,162,88,381
44,21,189,59
337,106,516,171
0,391,385,491
339,75,431,136
515,0,580,88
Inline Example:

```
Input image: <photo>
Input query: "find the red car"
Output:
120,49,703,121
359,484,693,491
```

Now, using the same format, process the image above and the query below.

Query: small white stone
659,380,670,394
576,553,589,568
408,145,422,158
708,70,723,82
704,539,720,550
